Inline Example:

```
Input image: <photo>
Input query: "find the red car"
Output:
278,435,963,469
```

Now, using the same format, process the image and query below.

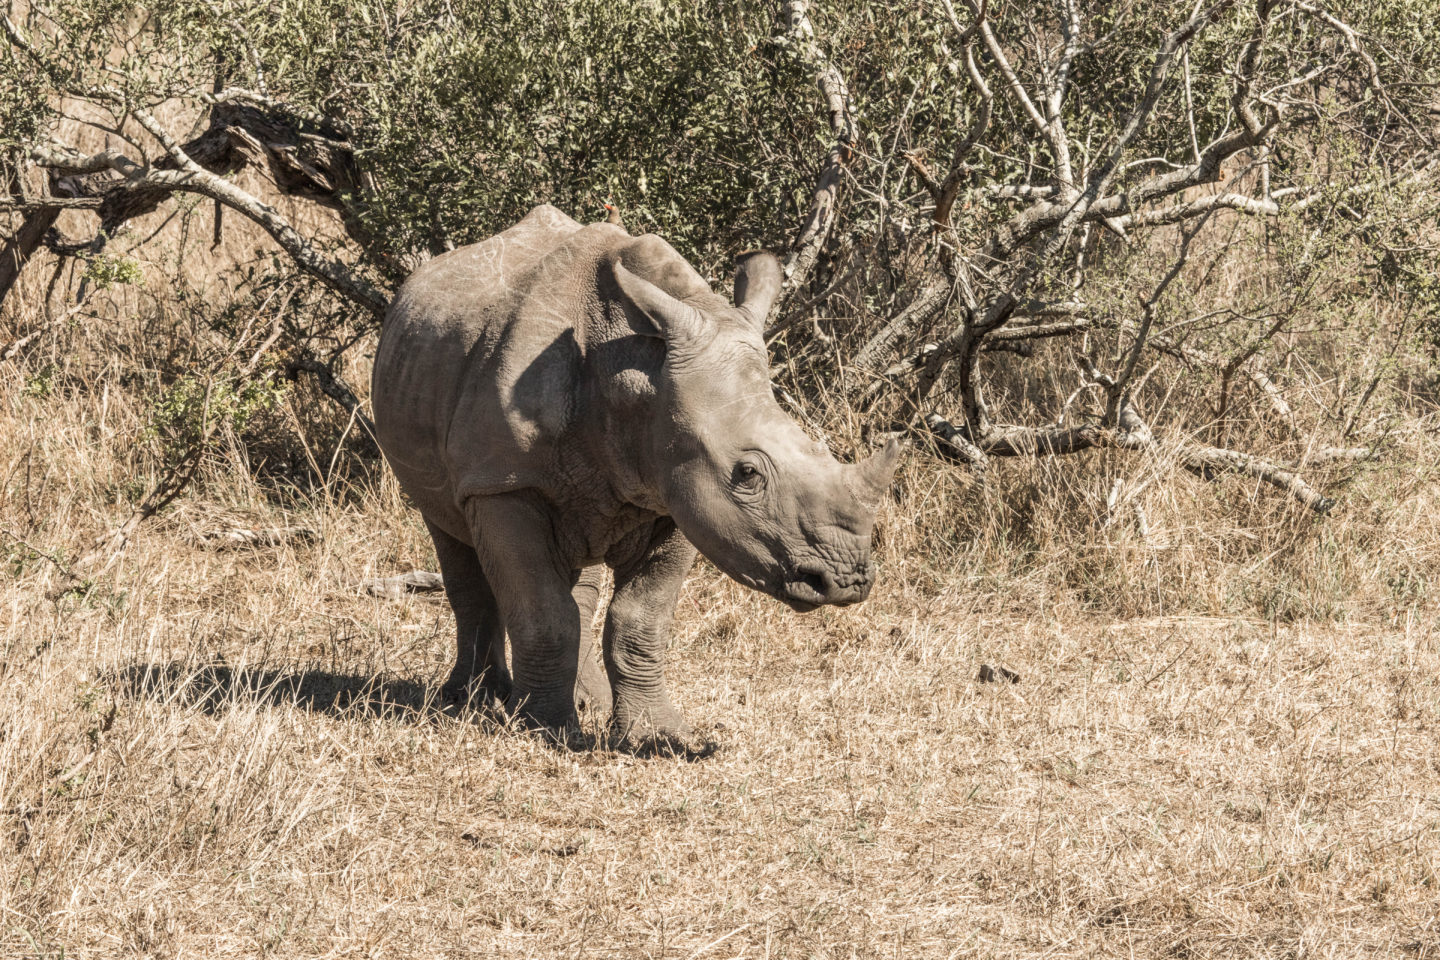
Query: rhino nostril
781,563,833,607
796,568,830,597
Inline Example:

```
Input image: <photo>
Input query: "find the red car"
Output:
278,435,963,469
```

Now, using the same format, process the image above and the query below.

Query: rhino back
373,205,631,541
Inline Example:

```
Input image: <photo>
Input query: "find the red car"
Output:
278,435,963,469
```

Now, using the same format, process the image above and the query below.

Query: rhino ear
733,250,782,330
612,260,707,346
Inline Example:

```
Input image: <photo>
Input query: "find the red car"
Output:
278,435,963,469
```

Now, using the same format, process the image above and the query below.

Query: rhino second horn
855,438,903,507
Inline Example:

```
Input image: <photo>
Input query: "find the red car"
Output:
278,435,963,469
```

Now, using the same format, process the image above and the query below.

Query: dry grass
5,194,1440,957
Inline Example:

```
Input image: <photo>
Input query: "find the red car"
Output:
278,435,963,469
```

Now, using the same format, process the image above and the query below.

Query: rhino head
612,247,901,611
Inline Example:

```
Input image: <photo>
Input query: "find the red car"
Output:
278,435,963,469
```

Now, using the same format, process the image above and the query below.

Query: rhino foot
611,699,691,747
575,659,613,715
503,690,579,733
442,672,510,711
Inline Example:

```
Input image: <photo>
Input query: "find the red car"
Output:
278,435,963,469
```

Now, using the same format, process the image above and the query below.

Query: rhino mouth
777,562,867,612
779,594,820,613
715,556,864,612
779,567,828,611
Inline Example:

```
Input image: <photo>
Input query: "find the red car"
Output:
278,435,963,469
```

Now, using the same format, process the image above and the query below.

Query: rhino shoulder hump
520,203,583,233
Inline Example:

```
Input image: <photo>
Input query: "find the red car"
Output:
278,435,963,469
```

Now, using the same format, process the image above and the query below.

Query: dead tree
803,0,1434,513
2,0,1432,538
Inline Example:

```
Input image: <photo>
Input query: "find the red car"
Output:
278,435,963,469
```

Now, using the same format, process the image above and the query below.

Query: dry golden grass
5,188,1440,956
3,315,1440,958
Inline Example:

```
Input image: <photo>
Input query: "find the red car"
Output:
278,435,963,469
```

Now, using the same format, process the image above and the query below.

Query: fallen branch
922,410,1348,514
1178,440,1335,512
362,571,445,600
853,281,951,370
190,525,318,549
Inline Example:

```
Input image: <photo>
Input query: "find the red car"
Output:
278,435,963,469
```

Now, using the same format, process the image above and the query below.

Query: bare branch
776,1,856,308
1106,220,1203,423
1113,191,1280,230
853,281,951,370
983,123,1278,265
1284,1,1401,127
987,317,1092,341
930,44,994,227
0,196,104,210
285,356,377,439
922,412,989,471
1086,0,1237,195
29,136,388,317
943,0,1050,159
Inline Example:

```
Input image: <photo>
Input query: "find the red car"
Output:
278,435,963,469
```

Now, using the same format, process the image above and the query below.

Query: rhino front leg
572,565,613,715
426,517,510,706
604,518,698,742
465,493,581,730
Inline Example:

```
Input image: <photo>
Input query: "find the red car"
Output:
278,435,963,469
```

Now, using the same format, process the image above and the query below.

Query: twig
285,356,377,439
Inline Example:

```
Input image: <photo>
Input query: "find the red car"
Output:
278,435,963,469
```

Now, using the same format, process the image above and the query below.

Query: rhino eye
732,460,766,494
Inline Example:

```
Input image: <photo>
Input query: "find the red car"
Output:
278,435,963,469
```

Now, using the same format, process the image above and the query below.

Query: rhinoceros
372,204,899,740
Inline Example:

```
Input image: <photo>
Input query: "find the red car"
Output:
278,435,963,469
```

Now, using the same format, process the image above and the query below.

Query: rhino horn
853,438,902,507
733,250,783,329
613,259,707,346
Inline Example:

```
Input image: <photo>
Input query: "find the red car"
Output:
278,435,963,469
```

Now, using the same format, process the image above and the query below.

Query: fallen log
362,571,445,600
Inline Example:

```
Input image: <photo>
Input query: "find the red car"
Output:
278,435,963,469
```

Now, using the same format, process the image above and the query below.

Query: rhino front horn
856,438,902,506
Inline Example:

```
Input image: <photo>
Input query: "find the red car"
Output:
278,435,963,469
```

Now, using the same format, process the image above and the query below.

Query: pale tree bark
767,0,857,335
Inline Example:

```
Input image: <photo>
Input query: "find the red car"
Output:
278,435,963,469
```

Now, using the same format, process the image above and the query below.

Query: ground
3,491,1438,958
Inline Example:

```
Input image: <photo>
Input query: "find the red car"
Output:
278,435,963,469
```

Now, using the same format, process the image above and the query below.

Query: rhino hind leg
603,519,697,744
426,517,510,707
464,494,582,731
572,565,613,715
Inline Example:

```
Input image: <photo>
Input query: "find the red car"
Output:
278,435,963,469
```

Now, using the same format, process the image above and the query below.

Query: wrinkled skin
372,205,900,740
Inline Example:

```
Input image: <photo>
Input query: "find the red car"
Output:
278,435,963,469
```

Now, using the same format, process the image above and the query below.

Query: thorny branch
843,0,1419,514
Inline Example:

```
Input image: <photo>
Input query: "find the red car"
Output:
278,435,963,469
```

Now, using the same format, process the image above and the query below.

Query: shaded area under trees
2,0,1437,577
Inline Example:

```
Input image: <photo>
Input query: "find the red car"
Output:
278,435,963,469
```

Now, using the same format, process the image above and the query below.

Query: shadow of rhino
105,660,719,760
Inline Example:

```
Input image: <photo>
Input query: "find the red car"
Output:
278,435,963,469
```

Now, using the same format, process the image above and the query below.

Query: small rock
978,664,1021,684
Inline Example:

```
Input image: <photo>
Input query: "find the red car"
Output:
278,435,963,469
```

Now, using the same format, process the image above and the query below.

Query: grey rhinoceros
372,204,899,740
